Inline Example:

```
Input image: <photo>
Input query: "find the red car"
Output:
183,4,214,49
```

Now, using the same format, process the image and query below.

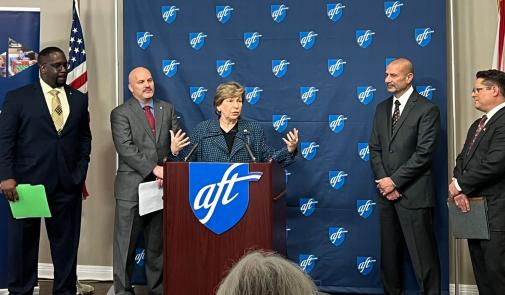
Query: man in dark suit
449,69,505,295
0,47,91,295
369,58,441,295
110,67,189,294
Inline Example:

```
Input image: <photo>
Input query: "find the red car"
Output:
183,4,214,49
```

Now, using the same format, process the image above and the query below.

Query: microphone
237,129,257,163
183,132,223,162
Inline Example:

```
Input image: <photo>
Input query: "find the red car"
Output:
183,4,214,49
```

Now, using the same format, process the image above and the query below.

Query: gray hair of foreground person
215,250,318,295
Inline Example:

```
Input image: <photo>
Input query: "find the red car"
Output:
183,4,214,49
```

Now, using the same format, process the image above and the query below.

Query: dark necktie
143,105,156,136
391,100,401,131
467,115,487,155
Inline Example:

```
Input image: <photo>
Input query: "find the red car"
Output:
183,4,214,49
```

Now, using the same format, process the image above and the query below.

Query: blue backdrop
0,8,40,289
123,1,448,293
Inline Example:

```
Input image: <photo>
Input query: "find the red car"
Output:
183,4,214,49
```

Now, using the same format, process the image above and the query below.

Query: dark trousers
468,232,505,295
379,201,440,295
7,189,82,295
113,200,163,295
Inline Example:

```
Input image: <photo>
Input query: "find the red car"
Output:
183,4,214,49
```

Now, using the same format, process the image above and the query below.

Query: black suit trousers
468,232,505,295
379,201,440,295
7,188,82,295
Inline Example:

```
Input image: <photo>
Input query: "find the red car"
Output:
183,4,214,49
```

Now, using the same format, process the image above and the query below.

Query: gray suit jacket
369,91,440,208
111,97,179,201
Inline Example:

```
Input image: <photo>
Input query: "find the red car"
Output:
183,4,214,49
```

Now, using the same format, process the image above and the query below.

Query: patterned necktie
467,115,487,155
50,89,64,134
391,100,401,131
143,105,156,136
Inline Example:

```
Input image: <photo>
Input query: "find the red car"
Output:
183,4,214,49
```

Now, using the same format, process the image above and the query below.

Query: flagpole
448,0,459,293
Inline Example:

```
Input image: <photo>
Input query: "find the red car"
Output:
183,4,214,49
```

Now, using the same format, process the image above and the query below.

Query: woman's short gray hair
214,81,245,116
216,250,318,295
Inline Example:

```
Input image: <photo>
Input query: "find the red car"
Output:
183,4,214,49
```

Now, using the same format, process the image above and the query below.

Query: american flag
67,0,87,93
67,0,90,198
493,0,505,70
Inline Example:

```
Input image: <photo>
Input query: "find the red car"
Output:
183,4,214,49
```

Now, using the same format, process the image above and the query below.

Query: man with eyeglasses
0,46,91,294
450,69,505,295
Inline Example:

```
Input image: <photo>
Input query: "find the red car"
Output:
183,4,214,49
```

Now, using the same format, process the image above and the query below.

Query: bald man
369,58,441,294
110,67,188,294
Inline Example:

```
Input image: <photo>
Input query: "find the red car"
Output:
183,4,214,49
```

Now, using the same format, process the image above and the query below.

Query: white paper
138,181,163,216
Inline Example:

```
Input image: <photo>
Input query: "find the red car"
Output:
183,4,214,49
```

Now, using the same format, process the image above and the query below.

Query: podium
163,162,286,295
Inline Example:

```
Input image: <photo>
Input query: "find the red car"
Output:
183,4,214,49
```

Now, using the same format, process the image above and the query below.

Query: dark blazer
0,82,91,195
110,97,179,202
369,91,440,208
184,118,296,167
453,107,505,231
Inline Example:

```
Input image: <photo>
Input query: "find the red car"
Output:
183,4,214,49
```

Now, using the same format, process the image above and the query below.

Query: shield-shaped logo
327,3,345,22
189,32,207,50
329,170,348,190
328,59,346,77
299,198,318,216
301,142,319,161
161,5,179,24
272,59,289,78
299,31,317,49
189,163,262,234
244,32,262,50
328,115,347,134
358,143,369,162
271,4,289,23
356,86,376,105
329,227,348,247
415,27,434,47
245,87,263,105
300,87,318,105
189,86,208,105
137,32,153,49
162,59,179,77
357,256,376,275
216,5,233,24
357,200,376,219
384,1,403,20
356,30,375,48
272,114,290,133
299,254,318,273
416,85,436,100
216,59,234,78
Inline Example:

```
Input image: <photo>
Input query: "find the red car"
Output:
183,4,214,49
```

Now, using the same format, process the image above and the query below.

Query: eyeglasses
471,86,492,94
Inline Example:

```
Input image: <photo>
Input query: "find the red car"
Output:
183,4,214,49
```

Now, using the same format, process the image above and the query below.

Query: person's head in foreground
216,250,318,295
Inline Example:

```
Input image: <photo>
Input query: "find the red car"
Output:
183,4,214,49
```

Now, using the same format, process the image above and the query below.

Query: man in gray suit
111,67,189,294
369,58,441,295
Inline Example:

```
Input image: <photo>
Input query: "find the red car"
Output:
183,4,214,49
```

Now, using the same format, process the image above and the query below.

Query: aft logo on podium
189,163,262,234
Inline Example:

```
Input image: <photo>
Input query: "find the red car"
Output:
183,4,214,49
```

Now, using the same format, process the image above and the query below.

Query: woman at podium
180,81,298,166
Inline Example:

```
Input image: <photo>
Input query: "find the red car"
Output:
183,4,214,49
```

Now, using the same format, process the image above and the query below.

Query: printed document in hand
138,181,163,216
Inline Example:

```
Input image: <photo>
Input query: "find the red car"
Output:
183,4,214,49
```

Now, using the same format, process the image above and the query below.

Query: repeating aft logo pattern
124,2,445,292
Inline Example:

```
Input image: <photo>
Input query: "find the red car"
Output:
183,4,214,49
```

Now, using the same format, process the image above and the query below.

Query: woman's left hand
282,128,299,154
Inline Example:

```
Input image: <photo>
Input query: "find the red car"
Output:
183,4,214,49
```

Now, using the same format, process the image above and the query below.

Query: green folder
8,184,52,218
